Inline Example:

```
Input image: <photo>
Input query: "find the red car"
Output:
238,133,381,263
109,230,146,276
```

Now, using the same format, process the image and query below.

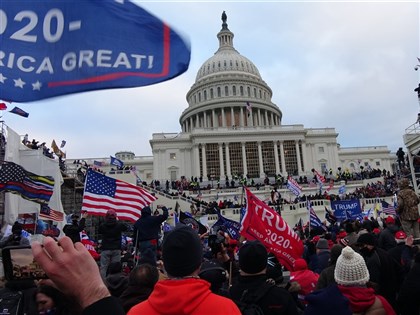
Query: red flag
241,188,304,271
0,103,7,110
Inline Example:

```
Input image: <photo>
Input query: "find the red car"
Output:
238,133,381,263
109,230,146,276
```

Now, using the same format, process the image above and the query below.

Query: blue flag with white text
110,156,124,169
211,213,241,240
331,199,362,221
0,0,191,102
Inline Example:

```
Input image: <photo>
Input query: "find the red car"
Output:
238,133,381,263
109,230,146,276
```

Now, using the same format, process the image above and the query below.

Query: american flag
286,176,302,196
0,161,54,204
307,201,326,230
246,102,252,117
81,169,157,222
381,200,397,216
39,204,64,222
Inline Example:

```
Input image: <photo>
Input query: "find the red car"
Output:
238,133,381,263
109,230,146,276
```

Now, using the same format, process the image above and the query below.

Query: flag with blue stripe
286,176,302,196
307,201,326,230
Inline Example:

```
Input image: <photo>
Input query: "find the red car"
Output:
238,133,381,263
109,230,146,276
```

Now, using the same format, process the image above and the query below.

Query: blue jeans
100,249,121,278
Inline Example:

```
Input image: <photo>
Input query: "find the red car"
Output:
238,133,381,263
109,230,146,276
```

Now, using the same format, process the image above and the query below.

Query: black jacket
63,218,86,243
133,207,168,243
229,274,299,315
99,220,128,250
82,297,124,315
119,285,153,313
398,260,420,315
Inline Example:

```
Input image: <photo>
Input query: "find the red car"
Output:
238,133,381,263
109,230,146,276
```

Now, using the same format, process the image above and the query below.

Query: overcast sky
4,1,419,159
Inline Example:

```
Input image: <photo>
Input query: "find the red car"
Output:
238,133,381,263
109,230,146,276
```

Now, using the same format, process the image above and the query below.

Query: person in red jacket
128,225,240,315
290,258,319,304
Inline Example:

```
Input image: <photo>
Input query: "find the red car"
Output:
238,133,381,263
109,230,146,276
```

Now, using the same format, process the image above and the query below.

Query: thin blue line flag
0,0,191,102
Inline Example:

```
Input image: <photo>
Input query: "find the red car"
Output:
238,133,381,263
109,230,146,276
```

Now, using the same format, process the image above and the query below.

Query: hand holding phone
2,246,48,281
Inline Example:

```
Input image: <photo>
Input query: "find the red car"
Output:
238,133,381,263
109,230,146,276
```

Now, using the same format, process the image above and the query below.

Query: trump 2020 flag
241,187,303,271
0,0,191,102
81,169,157,222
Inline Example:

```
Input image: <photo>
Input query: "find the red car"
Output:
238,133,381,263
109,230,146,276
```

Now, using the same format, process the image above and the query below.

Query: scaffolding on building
403,121,420,195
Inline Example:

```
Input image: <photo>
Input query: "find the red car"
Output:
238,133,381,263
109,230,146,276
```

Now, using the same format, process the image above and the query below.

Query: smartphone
2,246,47,281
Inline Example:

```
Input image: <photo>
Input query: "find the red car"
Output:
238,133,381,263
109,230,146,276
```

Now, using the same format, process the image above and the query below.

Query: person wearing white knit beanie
334,246,369,286
332,246,396,315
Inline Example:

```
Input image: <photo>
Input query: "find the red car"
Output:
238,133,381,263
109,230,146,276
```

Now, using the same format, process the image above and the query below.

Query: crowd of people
0,175,417,314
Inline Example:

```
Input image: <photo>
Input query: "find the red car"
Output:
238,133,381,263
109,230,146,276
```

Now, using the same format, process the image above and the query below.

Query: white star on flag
14,78,25,88
32,81,42,91
0,73,6,83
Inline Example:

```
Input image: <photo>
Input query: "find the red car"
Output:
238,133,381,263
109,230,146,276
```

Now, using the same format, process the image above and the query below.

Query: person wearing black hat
229,240,299,315
63,212,88,243
356,232,401,311
0,221,30,248
127,225,241,315
132,205,168,265
99,209,129,278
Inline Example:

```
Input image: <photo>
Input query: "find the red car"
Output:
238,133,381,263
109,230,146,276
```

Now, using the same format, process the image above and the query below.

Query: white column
248,108,253,127
221,108,226,127
189,117,193,131
212,109,216,128
219,143,225,178
271,113,275,125
311,143,316,168
226,143,231,178
240,107,244,127
258,109,262,126
258,142,264,177
242,142,247,176
280,141,286,175
204,112,207,128
193,145,200,177
301,140,307,173
295,141,302,174
265,110,269,126
274,141,280,174
231,107,234,127
201,145,207,178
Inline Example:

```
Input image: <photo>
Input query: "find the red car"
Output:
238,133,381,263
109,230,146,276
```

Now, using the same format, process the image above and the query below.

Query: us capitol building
70,13,392,184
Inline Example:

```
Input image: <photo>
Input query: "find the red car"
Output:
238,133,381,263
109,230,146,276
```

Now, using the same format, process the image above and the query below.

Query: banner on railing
330,199,362,221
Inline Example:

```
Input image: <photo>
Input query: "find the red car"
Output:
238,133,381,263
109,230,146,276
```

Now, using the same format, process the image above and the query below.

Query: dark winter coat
105,272,128,298
133,206,168,243
229,274,299,315
98,219,128,250
398,259,420,315
119,285,154,313
63,218,86,243
377,225,398,251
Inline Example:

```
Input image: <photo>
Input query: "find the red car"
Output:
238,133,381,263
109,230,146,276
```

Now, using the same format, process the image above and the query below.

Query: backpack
235,283,274,315
0,288,23,315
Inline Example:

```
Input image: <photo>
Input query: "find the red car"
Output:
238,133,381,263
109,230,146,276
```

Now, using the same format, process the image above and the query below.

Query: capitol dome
179,11,282,131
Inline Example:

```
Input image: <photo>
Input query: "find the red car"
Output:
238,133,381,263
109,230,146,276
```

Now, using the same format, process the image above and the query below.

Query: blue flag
110,156,124,169
307,201,326,230
0,0,191,102
9,106,29,118
331,199,362,221
211,213,241,240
